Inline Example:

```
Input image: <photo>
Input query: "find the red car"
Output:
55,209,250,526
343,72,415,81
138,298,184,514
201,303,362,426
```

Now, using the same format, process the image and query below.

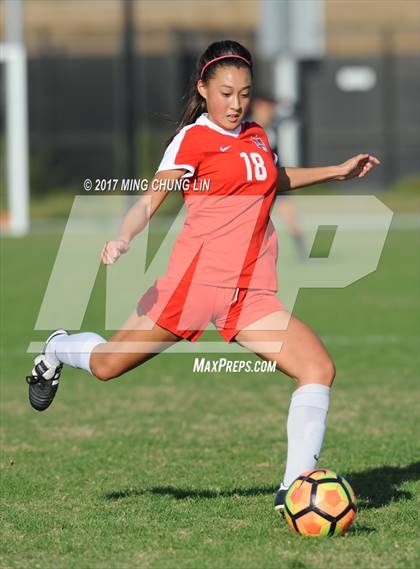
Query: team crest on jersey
251,135,268,152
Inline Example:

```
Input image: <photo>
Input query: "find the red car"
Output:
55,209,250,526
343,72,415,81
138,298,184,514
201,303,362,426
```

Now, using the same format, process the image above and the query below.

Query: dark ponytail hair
165,40,253,148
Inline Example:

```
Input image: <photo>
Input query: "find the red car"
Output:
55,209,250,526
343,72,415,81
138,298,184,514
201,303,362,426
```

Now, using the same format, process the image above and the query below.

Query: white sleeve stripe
156,163,195,178
156,125,197,178
273,152,279,165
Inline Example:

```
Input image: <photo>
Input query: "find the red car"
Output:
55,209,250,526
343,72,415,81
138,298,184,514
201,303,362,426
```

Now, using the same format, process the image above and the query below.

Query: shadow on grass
104,485,276,501
103,462,420,509
344,462,420,510
348,525,376,535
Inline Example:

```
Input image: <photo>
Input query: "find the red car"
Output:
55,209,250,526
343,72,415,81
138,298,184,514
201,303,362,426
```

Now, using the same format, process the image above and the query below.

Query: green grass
0,217,419,567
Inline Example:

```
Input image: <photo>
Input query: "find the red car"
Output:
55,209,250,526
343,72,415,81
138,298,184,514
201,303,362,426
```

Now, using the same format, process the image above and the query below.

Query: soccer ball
284,469,356,537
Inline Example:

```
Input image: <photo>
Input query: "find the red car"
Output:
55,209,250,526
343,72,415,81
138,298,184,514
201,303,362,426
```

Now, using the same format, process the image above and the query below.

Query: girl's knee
298,359,336,387
89,356,119,382
324,360,336,386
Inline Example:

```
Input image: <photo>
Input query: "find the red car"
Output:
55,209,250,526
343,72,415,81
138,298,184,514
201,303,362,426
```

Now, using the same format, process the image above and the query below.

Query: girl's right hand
101,239,130,265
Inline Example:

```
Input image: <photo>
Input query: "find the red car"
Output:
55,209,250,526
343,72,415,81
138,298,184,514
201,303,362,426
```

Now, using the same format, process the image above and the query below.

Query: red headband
200,54,251,78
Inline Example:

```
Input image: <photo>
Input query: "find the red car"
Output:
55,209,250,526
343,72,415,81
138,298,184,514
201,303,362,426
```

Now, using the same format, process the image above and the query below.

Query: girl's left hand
336,154,381,181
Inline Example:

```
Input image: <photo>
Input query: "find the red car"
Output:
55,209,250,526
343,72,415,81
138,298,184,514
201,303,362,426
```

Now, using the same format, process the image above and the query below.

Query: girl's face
197,66,252,131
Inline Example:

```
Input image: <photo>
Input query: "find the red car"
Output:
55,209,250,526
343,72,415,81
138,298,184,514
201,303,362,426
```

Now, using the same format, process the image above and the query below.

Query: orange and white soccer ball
284,469,357,537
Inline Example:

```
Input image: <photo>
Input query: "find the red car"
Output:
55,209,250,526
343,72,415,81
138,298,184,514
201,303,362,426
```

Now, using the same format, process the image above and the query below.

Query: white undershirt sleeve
155,126,199,178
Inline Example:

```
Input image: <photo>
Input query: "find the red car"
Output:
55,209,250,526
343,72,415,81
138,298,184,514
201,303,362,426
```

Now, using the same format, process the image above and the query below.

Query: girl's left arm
277,154,381,192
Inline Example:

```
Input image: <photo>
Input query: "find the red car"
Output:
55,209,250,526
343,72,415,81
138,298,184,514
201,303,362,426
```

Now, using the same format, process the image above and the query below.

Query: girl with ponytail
166,40,253,146
26,39,380,520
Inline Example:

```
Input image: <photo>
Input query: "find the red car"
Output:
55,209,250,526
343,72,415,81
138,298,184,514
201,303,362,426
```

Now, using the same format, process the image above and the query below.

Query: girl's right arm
101,169,186,265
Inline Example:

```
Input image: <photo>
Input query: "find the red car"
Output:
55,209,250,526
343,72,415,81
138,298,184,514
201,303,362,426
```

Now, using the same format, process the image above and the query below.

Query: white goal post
0,0,30,237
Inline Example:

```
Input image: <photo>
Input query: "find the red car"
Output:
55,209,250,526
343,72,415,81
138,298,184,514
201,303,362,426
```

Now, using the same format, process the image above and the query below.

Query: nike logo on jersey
220,145,231,152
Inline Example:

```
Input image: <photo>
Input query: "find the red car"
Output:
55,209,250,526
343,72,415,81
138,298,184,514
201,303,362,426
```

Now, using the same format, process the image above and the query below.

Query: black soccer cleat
274,487,288,518
26,329,68,412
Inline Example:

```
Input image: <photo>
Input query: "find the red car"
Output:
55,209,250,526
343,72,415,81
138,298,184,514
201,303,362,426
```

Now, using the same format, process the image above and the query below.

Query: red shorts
137,276,285,343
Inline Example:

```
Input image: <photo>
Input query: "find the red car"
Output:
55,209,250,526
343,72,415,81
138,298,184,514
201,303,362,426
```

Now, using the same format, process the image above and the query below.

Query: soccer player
26,40,380,517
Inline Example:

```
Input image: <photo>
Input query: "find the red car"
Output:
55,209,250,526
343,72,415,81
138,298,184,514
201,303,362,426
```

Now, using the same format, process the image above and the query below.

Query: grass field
1,203,419,568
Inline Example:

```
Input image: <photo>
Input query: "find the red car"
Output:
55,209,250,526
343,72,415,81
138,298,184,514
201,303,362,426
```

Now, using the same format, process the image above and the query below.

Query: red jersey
155,112,279,290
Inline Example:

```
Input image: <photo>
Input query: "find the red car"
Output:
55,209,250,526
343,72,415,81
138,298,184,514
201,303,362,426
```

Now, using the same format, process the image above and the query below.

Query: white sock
281,383,330,488
45,332,107,376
